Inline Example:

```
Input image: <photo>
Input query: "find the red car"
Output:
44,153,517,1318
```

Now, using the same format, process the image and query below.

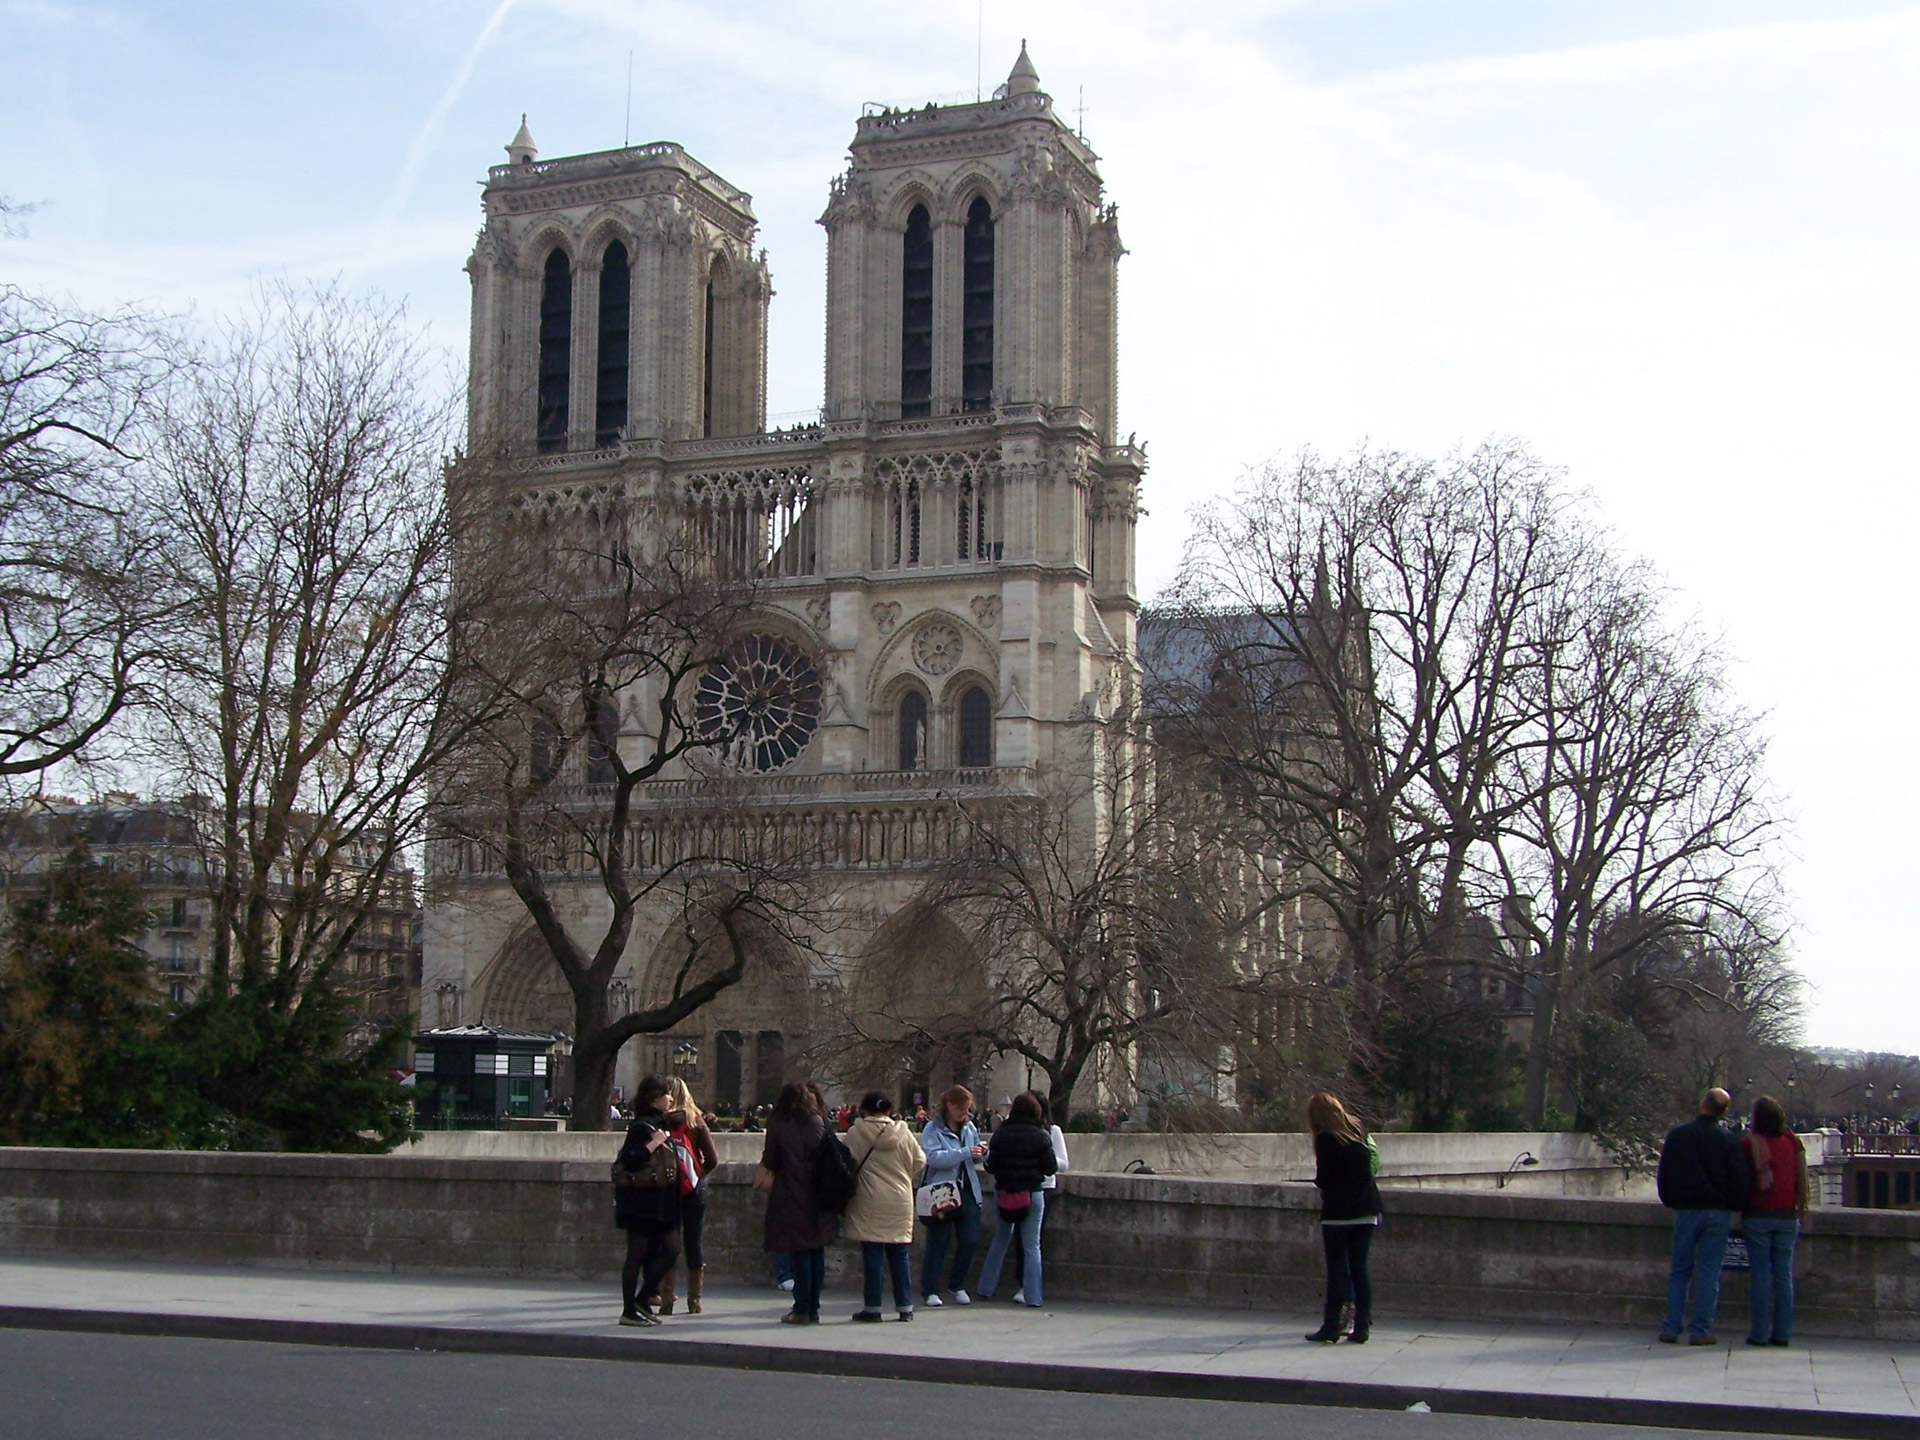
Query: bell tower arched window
900,205,933,418
961,197,994,412
537,249,572,453
959,685,993,768
898,690,928,771
584,695,620,785
595,241,629,447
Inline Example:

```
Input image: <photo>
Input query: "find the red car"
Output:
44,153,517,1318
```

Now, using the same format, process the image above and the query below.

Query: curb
2,1305,1914,1440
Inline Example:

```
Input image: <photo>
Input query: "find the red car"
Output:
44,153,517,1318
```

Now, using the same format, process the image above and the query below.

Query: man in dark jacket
1655,1087,1750,1344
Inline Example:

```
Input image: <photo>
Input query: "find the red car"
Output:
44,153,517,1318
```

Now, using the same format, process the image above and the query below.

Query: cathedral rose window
695,634,821,772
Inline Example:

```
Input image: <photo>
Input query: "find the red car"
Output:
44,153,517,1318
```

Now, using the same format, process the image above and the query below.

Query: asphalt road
0,1329,1810,1440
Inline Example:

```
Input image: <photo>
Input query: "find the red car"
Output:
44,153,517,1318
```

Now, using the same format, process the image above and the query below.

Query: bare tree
1,282,176,793
836,702,1272,1125
146,282,466,1011
1491,542,1782,1123
1163,442,1788,1128
1162,445,1565,1066
439,490,829,1130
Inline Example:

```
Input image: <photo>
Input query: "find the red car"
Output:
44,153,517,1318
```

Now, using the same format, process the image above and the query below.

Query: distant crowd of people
610,1076,1065,1325
607,1075,1815,1348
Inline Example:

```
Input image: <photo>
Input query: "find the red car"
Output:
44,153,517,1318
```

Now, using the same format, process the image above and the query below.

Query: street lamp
671,1039,700,1073
1498,1151,1540,1190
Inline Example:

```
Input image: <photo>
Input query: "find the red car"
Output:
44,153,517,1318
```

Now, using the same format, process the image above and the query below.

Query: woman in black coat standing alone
758,1081,838,1324
615,1074,683,1327
1305,1090,1382,1344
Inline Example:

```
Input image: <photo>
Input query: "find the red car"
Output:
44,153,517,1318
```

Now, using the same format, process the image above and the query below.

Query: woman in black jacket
758,1081,838,1324
1305,1090,1381,1344
975,1091,1058,1306
615,1074,683,1327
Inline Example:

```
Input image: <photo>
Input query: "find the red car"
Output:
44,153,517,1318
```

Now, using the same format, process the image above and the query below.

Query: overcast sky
4,1,1915,1054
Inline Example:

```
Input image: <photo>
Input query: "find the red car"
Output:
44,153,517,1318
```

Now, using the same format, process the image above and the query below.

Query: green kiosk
412,1026,557,1123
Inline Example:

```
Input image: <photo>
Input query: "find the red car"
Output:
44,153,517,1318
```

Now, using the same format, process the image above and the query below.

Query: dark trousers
680,1184,708,1269
920,1190,982,1298
621,1226,680,1314
862,1241,913,1312
1321,1223,1374,1321
789,1246,826,1319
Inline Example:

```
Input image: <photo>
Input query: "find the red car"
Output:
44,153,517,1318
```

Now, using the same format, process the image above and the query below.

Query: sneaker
851,1310,882,1323
779,1278,795,1292
952,1289,971,1306
779,1311,807,1324
897,1310,914,1321
1768,1339,1791,1348
1012,1289,1025,1305
923,1293,944,1309
1688,1334,1718,1347
1658,1332,1679,1344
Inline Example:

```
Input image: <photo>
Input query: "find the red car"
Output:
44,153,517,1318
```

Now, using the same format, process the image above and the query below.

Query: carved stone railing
486,142,752,210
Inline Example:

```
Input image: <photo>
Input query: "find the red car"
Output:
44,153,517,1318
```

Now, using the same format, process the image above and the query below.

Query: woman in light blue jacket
918,1084,986,1306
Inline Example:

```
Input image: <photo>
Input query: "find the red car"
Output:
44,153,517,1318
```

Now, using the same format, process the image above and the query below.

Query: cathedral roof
1007,41,1042,96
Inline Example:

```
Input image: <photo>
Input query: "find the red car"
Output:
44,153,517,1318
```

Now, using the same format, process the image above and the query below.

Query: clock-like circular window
695,634,821,772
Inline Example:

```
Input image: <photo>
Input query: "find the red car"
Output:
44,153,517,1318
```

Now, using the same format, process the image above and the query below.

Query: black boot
1348,1309,1371,1344
1305,1301,1344,1343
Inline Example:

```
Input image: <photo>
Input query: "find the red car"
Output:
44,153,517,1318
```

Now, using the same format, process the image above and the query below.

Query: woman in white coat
844,1091,926,1321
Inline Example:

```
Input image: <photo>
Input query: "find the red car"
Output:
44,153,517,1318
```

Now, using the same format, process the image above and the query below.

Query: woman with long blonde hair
649,1075,719,1315
1305,1091,1381,1344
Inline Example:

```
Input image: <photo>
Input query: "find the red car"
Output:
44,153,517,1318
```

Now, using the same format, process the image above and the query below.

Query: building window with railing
901,205,933,418
537,249,572,452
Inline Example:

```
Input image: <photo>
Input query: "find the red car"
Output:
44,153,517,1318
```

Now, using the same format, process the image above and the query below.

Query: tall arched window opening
959,686,993,768
530,717,558,784
900,205,933,418
595,241,630,447
537,249,572,453
584,696,620,785
703,278,716,438
961,197,994,412
898,690,928,771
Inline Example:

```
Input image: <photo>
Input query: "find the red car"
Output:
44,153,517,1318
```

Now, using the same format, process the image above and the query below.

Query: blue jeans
1744,1213,1798,1344
977,1190,1045,1306
773,1250,793,1286
789,1246,825,1319
861,1241,913,1313
920,1190,982,1299
1663,1209,1731,1338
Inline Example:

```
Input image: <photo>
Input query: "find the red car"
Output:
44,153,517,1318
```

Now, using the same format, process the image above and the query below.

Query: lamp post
671,1039,700,1074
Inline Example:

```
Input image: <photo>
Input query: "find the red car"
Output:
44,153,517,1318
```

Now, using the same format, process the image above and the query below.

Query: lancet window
958,685,993,768
595,241,630,447
961,197,994,412
901,205,933,418
898,690,928,771
537,249,572,453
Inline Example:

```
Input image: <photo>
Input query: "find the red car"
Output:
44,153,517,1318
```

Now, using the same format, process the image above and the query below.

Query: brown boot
657,1269,676,1316
686,1266,705,1315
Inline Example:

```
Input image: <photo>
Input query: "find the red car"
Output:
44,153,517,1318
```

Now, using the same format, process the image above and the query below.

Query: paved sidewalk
1,1258,1913,1438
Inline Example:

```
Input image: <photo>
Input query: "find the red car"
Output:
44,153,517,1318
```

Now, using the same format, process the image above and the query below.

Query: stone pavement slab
0,1257,1913,1438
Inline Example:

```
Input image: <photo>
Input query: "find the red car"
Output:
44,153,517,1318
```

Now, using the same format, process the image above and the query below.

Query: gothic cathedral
426,47,1146,1109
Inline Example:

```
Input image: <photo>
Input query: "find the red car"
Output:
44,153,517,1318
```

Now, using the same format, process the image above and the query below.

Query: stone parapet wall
2,1148,1912,1338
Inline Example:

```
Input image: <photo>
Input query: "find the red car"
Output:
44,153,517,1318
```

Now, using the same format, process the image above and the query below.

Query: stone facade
427,49,1146,1110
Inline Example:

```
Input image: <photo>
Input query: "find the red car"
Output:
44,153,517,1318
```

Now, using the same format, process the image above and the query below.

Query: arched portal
475,927,575,1036
627,911,812,1115
844,905,991,1113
